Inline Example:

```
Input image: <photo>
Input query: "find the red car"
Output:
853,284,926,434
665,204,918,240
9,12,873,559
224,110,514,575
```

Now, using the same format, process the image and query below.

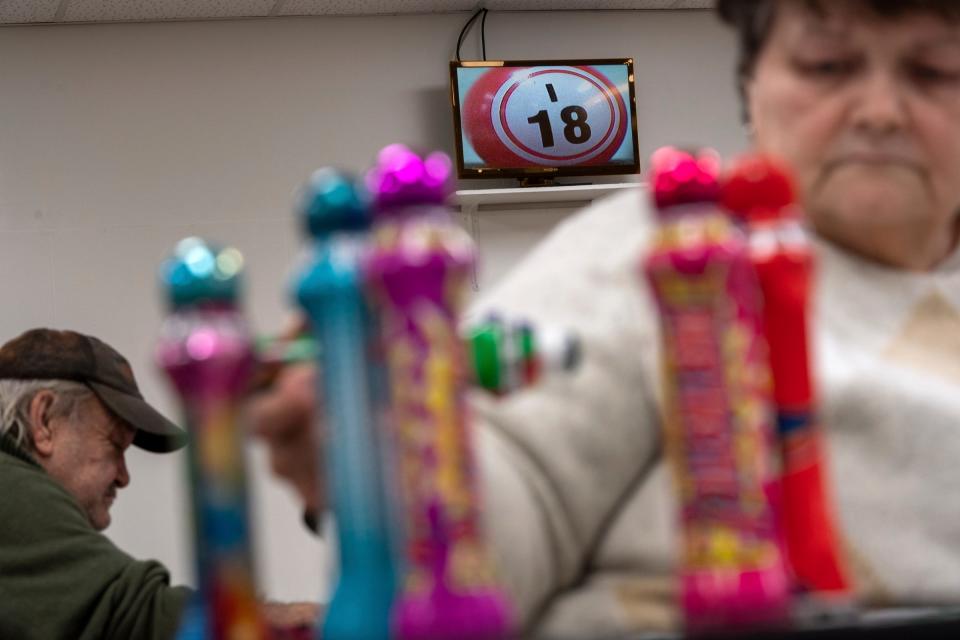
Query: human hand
262,601,321,638
247,361,325,516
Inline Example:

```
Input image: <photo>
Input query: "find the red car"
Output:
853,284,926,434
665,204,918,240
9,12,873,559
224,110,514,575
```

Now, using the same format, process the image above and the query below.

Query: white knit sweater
469,187,960,638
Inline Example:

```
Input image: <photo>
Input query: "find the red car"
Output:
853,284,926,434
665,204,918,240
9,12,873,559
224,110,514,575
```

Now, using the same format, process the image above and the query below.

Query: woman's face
746,1,960,268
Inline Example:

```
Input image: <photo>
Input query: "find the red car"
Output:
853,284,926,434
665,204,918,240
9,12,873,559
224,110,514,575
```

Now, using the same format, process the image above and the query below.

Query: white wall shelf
454,181,641,212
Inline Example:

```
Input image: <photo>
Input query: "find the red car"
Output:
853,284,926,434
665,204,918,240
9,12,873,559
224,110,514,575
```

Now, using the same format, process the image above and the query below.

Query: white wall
0,10,743,603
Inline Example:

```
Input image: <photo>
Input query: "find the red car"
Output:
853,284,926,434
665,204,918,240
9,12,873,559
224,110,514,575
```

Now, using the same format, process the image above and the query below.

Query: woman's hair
0,379,94,454
716,0,960,121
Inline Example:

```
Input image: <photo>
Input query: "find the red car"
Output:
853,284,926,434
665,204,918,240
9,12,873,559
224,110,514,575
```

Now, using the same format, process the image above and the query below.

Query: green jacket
0,432,190,640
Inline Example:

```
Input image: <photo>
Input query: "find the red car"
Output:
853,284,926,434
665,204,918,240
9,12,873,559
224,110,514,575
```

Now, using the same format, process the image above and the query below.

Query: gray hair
0,379,95,454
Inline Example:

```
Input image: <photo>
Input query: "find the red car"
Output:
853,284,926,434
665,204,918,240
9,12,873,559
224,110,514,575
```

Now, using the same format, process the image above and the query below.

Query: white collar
814,236,960,351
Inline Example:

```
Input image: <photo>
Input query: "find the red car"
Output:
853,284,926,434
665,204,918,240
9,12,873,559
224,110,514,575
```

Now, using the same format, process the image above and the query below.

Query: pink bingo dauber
365,144,514,640
643,147,791,632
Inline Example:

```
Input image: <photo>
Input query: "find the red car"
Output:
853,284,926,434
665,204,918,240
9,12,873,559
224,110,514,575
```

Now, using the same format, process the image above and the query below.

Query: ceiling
0,0,713,26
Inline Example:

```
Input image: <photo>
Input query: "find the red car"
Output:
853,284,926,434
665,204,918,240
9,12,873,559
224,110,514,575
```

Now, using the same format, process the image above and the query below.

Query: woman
251,2,960,636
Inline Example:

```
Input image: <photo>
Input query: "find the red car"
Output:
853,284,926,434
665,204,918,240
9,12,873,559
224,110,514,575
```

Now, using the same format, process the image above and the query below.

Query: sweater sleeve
0,454,191,640
465,190,664,630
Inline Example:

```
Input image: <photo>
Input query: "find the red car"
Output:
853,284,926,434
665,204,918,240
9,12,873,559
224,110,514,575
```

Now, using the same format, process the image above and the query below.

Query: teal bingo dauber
292,168,397,640
156,238,270,640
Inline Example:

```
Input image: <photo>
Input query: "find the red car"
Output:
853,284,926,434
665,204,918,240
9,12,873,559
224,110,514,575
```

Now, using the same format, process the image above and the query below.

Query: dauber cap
160,237,244,309
722,154,796,223
650,146,721,212
365,143,453,215
296,167,370,238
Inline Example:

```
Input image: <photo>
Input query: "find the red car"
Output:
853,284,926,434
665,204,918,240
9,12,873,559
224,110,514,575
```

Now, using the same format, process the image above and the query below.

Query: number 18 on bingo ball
463,65,629,168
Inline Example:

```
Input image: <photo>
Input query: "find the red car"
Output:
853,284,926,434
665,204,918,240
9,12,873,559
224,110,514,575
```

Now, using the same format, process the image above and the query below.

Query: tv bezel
449,57,641,181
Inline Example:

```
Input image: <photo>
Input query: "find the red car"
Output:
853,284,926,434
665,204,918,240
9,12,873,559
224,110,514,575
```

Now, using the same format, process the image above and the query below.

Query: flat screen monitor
450,58,640,182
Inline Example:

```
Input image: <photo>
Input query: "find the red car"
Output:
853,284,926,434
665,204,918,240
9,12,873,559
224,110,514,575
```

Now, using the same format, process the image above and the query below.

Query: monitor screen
450,58,640,181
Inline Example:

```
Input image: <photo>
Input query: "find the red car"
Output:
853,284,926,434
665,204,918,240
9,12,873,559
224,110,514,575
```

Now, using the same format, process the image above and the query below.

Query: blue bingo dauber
156,237,269,640
292,167,397,640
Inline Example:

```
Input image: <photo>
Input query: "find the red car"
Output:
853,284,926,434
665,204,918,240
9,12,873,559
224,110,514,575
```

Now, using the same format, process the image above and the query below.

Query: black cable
481,8,488,60
456,8,485,62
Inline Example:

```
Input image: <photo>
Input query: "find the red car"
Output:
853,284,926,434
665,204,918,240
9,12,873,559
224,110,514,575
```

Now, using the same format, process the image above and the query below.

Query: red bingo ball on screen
463,66,628,168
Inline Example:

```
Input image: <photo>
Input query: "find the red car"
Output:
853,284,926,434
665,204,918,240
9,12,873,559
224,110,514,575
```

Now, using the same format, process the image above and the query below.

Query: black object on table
582,608,960,640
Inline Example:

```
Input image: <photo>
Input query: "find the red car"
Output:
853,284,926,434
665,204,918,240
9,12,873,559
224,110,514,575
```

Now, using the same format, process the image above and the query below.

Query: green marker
255,318,580,395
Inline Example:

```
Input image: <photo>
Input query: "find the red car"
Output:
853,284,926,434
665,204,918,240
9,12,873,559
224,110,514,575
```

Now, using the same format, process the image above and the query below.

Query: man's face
44,396,134,531
746,2,960,267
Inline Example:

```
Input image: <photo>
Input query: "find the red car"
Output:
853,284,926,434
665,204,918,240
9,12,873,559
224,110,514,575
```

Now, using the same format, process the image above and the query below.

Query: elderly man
252,0,960,637
0,328,191,639
0,328,317,638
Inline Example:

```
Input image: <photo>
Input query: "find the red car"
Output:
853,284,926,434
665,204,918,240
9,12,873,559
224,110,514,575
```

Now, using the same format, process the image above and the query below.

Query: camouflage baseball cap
0,328,187,453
